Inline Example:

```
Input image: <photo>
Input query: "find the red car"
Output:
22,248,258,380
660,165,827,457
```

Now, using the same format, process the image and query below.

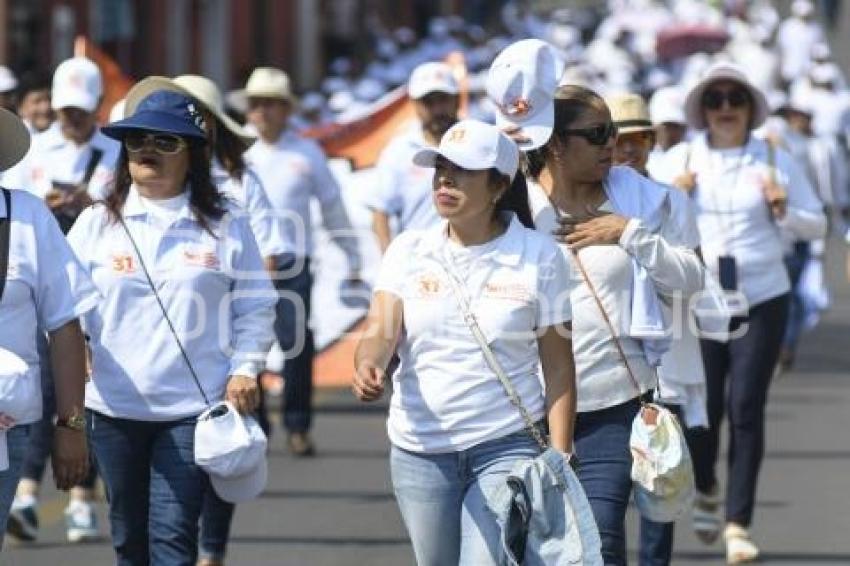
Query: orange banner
74,36,134,124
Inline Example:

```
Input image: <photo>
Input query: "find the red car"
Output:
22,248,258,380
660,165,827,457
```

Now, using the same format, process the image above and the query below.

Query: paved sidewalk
4,242,849,566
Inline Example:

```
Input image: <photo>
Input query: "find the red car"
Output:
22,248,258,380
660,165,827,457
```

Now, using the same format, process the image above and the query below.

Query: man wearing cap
0,66,18,112
647,86,688,161
5,57,120,233
4,56,118,545
366,61,460,252
242,66,362,456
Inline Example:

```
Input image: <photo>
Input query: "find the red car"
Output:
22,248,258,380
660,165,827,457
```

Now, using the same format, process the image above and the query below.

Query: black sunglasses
561,122,618,146
124,133,188,155
702,88,750,110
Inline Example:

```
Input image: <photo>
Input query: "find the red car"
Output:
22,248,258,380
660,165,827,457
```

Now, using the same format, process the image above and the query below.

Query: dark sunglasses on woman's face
562,122,618,146
124,132,188,155
702,88,750,110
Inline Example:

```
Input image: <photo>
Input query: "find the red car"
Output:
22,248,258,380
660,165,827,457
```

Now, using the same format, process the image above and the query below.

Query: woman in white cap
0,107,97,545
488,38,704,566
66,84,276,565
654,61,826,564
353,119,577,565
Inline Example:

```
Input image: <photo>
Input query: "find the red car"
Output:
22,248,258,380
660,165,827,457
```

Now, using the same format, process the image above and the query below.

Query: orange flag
74,36,134,124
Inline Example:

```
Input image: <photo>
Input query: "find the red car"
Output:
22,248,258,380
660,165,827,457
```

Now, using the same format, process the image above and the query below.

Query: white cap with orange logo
413,119,519,180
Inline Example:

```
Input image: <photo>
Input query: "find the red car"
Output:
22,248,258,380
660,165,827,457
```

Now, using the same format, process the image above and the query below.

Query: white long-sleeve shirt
67,187,276,421
652,134,827,307
244,130,361,271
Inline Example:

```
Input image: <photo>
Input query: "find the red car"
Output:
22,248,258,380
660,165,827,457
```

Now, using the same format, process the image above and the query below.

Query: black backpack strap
0,188,12,303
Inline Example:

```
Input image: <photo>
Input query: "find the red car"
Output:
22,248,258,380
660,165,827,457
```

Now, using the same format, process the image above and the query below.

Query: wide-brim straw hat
683,61,769,130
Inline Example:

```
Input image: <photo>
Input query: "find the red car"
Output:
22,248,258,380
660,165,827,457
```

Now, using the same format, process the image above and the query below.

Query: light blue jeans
0,425,32,547
390,428,540,566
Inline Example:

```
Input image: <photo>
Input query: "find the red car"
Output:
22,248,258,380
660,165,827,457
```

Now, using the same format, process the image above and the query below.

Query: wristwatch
56,413,86,432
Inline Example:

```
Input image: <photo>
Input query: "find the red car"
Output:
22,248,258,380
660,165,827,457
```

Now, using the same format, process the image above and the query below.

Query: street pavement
3,240,849,566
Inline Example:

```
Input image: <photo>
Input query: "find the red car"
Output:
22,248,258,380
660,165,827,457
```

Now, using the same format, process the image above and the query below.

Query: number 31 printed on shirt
111,254,135,274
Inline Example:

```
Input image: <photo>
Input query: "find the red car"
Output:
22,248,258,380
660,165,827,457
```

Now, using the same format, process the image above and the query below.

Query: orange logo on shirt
111,254,135,274
184,249,220,269
483,282,531,302
415,274,442,298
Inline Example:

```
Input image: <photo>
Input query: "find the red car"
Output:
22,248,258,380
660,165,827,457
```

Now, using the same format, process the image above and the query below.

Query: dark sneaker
287,432,316,457
6,498,38,542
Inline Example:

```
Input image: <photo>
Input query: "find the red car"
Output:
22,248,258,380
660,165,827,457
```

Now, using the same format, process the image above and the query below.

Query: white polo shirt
211,160,287,259
652,134,826,306
364,124,441,234
67,186,277,421
3,126,120,201
244,129,361,269
0,189,99,424
375,214,573,453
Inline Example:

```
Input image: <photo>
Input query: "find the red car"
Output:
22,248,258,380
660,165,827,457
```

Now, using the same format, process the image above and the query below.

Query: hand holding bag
438,257,603,566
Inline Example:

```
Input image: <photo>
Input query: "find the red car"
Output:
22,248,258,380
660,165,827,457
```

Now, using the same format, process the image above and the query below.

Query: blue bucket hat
102,89,207,142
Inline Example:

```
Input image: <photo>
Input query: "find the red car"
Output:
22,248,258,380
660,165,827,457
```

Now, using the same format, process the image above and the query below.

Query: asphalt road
3,240,849,566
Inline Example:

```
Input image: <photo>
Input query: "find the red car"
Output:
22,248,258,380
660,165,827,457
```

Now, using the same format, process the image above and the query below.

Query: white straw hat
174,75,256,145
606,92,654,134
683,62,769,130
243,67,299,105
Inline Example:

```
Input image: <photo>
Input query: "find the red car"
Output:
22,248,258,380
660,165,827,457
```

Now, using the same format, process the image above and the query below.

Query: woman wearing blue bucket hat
66,82,276,565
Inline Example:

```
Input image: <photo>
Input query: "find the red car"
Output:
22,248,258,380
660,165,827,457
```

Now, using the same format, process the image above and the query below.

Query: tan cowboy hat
605,93,654,135
124,76,255,147
683,61,769,130
0,108,30,171
173,75,256,146
242,67,299,105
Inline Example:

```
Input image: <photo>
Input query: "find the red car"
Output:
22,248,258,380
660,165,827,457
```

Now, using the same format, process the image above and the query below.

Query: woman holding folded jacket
66,82,276,565
510,82,704,564
653,62,826,564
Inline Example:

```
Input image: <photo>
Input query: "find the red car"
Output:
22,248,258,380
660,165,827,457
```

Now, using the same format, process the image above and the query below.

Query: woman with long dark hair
66,84,276,565
353,119,577,564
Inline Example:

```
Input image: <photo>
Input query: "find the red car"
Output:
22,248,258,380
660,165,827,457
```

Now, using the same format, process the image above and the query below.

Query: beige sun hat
683,61,769,130
0,107,30,171
606,93,654,135
173,75,256,146
243,67,298,105
124,75,255,147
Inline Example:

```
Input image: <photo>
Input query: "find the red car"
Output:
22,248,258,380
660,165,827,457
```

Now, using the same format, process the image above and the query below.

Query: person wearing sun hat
65,83,276,565
0,106,99,547
653,61,826,564
119,73,284,566
242,66,362,458
353,119,580,564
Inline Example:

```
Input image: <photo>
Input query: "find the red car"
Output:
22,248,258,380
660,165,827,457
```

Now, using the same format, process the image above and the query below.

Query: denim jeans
691,294,790,526
574,397,641,566
258,254,314,435
390,428,540,566
198,488,234,561
87,410,206,566
0,425,31,547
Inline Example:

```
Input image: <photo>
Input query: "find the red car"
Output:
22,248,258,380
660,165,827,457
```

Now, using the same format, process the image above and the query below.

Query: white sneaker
724,523,760,564
64,500,99,543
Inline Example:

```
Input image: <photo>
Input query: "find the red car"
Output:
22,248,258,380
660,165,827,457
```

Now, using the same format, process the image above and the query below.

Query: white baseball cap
486,39,565,151
51,57,102,113
649,86,686,125
407,62,459,100
0,66,17,94
194,401,268,503
413,119,519,180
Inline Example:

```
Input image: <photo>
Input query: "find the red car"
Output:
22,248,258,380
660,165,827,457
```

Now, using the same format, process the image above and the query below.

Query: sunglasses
702,88,750,110
124,133,188,155
561,122,618,146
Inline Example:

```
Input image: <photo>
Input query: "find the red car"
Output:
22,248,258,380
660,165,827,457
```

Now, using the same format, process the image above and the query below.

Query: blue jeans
87,410,206,566
0,425,31,547
574,398,641,566
258,255,314,434
199,488,234,561
390,429,540,566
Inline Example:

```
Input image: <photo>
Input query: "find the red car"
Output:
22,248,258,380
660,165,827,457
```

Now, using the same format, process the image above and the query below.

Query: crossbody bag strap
0,189,11,303
437,257,549,452
116,213,211,407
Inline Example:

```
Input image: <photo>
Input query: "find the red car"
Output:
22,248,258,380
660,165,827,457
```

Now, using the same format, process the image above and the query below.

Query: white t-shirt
375,214,573,453
364,124,441,234
652,134,826,306
67,186,277,421
0,189,99,424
